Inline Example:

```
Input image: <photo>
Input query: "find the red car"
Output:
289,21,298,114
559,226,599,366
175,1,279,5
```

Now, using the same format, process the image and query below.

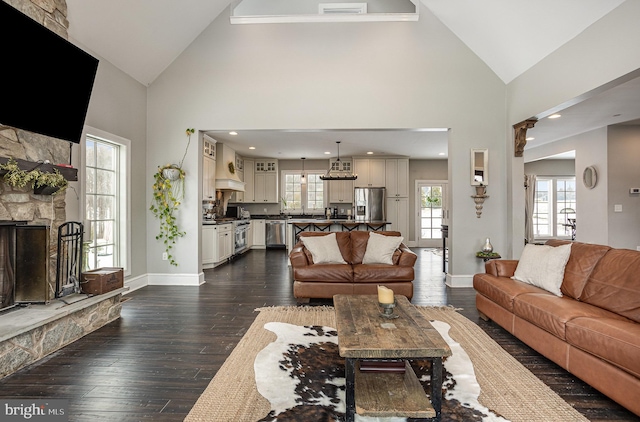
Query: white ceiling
65,0,638,160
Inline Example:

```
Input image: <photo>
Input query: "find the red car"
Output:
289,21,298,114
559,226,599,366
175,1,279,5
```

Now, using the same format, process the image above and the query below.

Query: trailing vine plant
149,128,194,266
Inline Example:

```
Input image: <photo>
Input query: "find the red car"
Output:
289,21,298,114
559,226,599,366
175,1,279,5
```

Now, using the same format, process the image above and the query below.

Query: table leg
431,357,443,421
345,358,356,422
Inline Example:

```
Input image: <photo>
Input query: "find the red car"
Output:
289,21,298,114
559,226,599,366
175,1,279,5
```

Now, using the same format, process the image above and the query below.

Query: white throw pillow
362,232,404,265
301,233,346,264
512,243,572,296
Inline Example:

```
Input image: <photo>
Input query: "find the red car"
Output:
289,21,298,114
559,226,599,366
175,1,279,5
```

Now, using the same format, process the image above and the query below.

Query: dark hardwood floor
0,248,637,421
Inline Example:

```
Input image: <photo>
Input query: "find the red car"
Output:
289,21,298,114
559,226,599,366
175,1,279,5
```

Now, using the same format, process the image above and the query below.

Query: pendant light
320,141,357,181
300,157,306,184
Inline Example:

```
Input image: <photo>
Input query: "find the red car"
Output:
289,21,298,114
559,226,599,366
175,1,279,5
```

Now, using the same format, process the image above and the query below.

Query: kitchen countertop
287,219,389,225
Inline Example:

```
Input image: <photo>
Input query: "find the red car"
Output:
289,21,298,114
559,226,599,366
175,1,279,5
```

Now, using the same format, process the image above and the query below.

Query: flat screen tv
0,2,98,144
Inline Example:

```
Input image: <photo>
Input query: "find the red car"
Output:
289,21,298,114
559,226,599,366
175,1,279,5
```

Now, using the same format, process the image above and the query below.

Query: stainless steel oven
233,220,250,254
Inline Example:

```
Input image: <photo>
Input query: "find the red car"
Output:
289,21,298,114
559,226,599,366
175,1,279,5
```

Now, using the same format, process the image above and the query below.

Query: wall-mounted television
0,2,98,144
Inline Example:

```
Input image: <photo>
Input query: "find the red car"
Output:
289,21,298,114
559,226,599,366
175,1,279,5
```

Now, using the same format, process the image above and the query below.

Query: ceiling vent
319,3,367,15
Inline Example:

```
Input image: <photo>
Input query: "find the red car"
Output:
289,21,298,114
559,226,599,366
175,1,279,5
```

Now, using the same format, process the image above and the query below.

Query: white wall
147,6,507,283
507,0,640,257
525,128,608,245
607,125,640,249
68,42,149,278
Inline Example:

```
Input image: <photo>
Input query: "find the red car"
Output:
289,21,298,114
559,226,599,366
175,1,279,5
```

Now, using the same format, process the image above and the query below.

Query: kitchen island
286,218,390,251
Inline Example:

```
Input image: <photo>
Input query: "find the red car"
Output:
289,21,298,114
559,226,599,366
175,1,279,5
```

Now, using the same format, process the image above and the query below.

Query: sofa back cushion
545,239,611,299
581,248,640,323
299,232,351,263
350,231,402,265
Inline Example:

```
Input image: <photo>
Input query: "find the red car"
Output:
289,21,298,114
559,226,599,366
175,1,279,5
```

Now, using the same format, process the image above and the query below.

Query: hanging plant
149,128,194,266
0,158,68,195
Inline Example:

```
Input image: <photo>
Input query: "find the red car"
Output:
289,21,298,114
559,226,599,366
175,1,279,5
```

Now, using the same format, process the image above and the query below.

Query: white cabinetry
252,219,266,248
254,160,278,203
329,180,353,204
240,159,255,202
386,197,409,236
354,158,385,187
202,156,216,200
385,159,409,198
202,225,216,268
216,223,233,262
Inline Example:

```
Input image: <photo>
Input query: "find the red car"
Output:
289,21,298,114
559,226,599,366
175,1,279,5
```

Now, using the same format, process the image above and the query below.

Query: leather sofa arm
398,244,417,267
289,243,310,267
485,259,518,277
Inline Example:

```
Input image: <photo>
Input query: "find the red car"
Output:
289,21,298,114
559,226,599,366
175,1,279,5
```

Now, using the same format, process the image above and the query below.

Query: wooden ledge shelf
0,157,78,182
355,360,435,419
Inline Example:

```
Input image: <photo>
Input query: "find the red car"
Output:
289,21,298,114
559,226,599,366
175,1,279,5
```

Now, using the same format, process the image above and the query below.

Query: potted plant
149,128,194,266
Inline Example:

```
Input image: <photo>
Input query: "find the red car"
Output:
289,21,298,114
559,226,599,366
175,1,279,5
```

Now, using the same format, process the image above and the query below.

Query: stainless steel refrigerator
354,187,385,221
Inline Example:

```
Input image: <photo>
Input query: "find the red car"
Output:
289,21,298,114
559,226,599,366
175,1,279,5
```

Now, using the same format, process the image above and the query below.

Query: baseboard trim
445,273,473,288
146,272,205,287
123,273,148,294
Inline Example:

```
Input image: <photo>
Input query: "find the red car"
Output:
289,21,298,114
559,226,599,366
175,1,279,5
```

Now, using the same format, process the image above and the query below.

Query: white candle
377,285,394,304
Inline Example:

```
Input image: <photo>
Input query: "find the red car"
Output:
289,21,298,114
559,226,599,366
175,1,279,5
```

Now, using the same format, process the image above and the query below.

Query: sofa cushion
513,293,628,340
299,232,351,263
473,273,546,312
566,317,640,378
293,264,353,282
580,249,640,323
301,233,346,264
362,232,404,265
353,264,414,282
350,231,402,264
545,239,611,299
512,243,571,296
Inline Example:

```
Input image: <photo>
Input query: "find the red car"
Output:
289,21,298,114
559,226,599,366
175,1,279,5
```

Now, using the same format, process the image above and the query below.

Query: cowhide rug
254,321,508,422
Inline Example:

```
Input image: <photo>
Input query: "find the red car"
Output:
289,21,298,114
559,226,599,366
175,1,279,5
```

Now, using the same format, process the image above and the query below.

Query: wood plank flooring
0,248,637,421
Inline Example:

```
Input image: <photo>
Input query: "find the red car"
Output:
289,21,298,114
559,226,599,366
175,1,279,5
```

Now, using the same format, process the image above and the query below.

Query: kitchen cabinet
239,159,255,202
202,225,216,268
254,159,278,203
353,158,385,188
216,223,233,262
329,179,353,204
202,156,216,200
386,197,409,237
252,219,266,248
385,158,409,198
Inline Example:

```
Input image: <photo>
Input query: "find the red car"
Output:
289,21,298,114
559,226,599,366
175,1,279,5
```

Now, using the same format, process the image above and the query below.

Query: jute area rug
185,306,587,422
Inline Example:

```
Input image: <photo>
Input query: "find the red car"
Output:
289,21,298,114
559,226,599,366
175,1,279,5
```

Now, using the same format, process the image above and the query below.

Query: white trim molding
445,273,474,288
146,272,205,287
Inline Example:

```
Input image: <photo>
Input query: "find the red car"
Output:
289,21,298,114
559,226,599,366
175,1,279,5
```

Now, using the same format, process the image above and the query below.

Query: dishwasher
265,219,286,248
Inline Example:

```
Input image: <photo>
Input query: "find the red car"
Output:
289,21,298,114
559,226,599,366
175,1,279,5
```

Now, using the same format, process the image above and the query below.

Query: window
533,177,576,239
282,171,325,213
82,127,130,274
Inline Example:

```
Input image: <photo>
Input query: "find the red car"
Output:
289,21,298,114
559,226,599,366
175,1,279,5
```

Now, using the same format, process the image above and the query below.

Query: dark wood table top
333,295,451,359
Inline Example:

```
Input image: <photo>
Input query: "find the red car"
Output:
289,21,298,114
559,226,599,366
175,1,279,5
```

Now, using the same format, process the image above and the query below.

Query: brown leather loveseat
290,231,417,302
473,240,640,416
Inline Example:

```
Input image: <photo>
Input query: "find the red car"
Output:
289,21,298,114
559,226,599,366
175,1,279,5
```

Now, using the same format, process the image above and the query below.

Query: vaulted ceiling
65,0,636,158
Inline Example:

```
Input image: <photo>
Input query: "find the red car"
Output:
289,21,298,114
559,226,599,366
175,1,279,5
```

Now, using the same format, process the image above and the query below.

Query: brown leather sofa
290,231,417,302
473,239,640,416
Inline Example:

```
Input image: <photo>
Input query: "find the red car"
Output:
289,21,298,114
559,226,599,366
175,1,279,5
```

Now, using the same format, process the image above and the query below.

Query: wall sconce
471,149,488,218
300,157,306,184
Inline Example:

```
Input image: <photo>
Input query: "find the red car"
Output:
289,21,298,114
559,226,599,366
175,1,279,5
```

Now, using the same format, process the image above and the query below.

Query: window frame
533,176,576,241
80,126,131,276
280,170,327,214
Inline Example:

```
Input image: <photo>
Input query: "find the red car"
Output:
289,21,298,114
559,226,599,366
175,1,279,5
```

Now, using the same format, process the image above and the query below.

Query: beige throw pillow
362,232,404,265
301,234,346,264
512,243,572,296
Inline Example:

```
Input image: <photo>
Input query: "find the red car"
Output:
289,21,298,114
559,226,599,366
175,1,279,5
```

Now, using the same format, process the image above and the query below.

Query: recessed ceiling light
366,151,373,155
324,151,331,155
548,114,561,119
249,146,256,150
229,131,238,135
526,137,535,141
438,152,445,156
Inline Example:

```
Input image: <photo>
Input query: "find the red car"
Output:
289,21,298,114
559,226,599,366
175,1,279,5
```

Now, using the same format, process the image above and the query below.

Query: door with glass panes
417,181,447,248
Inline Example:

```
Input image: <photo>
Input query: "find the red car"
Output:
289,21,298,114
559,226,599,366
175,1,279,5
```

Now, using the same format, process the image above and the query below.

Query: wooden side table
476,252,501,262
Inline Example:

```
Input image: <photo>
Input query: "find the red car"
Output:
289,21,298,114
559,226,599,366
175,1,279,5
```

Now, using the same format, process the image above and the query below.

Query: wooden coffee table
333,294,451,421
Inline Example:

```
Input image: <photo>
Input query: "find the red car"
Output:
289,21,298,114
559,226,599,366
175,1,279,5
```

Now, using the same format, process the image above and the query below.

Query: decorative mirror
583,166,597,189
471,148,488,186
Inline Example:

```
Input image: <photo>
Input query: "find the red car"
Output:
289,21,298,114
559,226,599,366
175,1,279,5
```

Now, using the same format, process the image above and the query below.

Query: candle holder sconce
379,300,399,319
471,185,488,218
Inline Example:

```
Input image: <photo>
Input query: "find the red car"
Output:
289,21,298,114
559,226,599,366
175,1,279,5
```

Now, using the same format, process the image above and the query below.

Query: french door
416,181,448,248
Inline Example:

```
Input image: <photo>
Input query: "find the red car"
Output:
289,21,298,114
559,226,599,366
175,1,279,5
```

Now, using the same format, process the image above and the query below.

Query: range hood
214,142,245,192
